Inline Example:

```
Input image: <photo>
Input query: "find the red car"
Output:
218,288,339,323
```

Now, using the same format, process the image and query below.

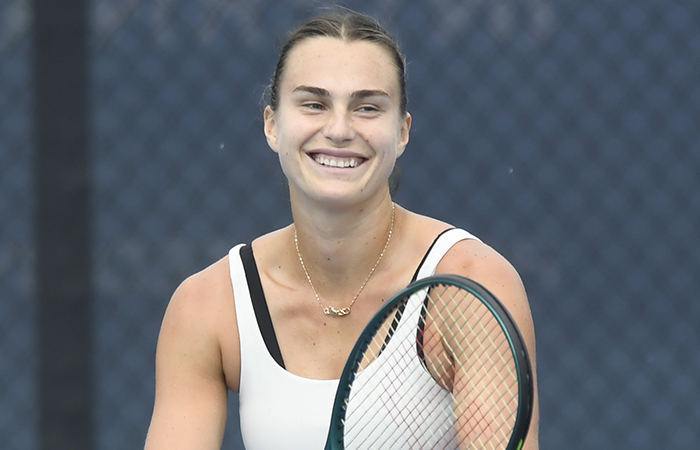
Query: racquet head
325,274,533,450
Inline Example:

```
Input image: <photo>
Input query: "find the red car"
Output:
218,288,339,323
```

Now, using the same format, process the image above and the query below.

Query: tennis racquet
325,274,533,450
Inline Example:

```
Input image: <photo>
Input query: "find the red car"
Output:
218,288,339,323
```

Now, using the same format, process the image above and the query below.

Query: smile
310,153,364,168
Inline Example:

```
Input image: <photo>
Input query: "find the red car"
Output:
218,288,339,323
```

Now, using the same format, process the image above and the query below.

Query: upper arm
437,239,540,450
145,270,232,450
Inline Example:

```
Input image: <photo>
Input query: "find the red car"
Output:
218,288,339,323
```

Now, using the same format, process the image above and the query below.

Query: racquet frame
325,274,533,450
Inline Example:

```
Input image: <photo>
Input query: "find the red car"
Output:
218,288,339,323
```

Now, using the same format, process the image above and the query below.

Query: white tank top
228,228,479,450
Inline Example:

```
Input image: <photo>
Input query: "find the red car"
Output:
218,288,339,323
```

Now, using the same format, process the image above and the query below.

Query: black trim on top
415,228,455,362
239,245,286,369
410,228,455,282
383,229,453,354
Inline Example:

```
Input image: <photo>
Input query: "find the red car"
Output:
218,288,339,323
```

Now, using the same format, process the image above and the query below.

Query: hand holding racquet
325,275,534,450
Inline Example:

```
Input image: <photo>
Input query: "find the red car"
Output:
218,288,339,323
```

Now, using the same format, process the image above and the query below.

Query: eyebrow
292,86,330,97
292,86,390,100
352,89,391,101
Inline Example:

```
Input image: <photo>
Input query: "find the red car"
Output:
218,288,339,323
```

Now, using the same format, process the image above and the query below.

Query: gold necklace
294,203,395,316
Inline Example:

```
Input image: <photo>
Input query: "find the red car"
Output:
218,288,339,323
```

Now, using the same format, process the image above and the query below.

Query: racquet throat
294,203,395,317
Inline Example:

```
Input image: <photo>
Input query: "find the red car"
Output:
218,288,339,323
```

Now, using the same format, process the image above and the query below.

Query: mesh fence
2,0,699,448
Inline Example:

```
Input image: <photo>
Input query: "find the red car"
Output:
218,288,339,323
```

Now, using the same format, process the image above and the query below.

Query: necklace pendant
324,306,351,316
296,203,395,318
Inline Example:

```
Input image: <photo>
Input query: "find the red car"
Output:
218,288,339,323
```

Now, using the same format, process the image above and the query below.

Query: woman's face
264,37,411,208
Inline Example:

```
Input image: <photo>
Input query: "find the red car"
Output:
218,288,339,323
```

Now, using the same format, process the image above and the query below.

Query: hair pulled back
266,9,408,115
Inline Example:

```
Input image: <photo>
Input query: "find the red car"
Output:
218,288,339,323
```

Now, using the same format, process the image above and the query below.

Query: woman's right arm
144,270,232,450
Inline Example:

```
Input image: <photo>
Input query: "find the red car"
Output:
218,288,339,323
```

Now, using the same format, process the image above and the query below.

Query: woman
145,9,539,450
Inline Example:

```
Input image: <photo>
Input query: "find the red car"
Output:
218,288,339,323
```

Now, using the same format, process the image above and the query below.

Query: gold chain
294,203,395,317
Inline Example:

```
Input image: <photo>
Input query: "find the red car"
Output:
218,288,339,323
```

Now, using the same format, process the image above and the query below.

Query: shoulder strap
239,245,285,368
229,244,286,370
414,228,481,280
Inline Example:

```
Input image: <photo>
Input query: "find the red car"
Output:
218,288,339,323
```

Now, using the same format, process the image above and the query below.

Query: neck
291,196,397,295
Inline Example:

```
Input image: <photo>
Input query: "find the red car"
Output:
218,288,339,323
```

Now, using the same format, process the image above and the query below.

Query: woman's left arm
437,239,540,450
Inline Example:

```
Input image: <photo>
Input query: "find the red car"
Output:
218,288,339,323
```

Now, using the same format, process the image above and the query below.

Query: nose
323,110,355,144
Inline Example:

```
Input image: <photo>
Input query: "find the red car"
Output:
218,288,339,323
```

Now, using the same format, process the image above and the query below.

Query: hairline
267,11,408,114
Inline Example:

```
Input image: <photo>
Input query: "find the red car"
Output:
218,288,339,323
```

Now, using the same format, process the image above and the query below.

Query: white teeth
312,154,360,168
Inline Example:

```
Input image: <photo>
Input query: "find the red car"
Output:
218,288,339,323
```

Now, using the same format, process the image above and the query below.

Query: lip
306,148,367,159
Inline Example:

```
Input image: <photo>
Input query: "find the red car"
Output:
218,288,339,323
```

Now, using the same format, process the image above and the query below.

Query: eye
302,101,326,111
356,104,382,116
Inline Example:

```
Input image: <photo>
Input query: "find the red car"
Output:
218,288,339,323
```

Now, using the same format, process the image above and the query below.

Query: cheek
274,124,307,174
364,125,403,157
276,147,298,183
276,114,317,148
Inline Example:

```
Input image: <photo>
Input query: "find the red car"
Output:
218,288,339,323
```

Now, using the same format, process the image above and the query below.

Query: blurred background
1,0,699,448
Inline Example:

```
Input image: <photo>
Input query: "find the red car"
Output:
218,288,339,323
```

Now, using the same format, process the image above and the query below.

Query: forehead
281,37,400,97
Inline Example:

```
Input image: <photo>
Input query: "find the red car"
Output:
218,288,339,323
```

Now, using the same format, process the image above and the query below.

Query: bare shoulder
437,238,527,309
165,255,234,336
157,254,239,387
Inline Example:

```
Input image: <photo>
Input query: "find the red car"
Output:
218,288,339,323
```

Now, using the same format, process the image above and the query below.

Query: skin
145,37,539,450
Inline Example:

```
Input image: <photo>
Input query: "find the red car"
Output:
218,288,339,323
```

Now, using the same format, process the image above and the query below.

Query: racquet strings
340,282,520,450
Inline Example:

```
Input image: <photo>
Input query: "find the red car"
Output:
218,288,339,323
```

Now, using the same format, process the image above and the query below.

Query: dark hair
266,9,408,115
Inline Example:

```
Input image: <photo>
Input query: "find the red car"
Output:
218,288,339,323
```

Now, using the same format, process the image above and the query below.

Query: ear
263,105,279,152
396,112,412,158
